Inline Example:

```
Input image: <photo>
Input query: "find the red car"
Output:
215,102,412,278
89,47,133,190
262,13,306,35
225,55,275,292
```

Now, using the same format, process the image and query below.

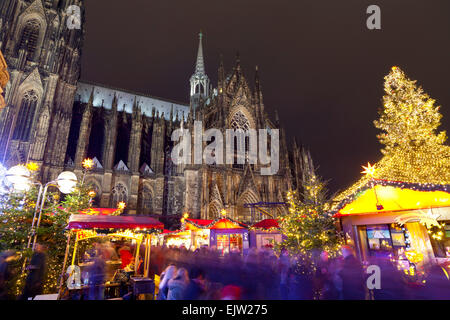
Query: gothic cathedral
0,0,305,224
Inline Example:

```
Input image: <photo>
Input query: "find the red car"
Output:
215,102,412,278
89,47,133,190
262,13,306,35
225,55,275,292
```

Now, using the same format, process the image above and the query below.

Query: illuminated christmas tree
0,162,96,296
375,66,446,154
278,149,342,267
372,66,450,184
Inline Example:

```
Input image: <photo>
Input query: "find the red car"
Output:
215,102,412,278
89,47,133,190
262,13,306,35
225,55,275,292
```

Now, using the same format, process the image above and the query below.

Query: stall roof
67,214,164,230
333,184,450,217
78,208,118,215
251,219,280,230
185,218,247,230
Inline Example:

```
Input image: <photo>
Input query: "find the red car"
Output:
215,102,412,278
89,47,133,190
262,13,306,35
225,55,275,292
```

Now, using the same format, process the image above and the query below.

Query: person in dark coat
184,267,206,300
338,246,366,300
0,250,18,300
21,244,48,300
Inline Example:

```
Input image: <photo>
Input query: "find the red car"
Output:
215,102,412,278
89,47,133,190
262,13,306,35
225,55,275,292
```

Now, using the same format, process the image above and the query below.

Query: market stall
58,211,164,299
162,229,192,249
249,219,283,250
332,178,450,280
184,217,249,255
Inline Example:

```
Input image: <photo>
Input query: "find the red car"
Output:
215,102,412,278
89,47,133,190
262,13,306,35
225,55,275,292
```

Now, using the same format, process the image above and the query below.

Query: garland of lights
248,226,281,232
331,178,450,215
182,216,248,231
75,228,162,236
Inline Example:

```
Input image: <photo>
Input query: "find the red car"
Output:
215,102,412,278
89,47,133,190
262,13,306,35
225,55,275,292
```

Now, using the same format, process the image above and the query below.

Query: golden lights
26,162,39,172
82,158,94,170
117,201,126,210
361,162,376,178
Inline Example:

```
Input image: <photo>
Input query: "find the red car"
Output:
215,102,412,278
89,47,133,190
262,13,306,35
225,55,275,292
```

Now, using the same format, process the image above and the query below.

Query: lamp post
5,166,78,251
31,171,78,250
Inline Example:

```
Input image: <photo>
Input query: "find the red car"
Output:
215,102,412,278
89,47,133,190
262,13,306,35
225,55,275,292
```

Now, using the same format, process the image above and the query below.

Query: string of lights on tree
332,66,450,213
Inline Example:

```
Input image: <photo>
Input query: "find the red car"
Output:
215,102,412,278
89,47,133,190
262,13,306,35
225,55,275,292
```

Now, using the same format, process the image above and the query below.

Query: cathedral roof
76,81,189,121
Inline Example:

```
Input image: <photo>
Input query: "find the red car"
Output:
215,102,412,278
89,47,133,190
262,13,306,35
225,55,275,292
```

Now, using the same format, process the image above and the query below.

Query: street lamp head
6,165,31,192
56,171,78,194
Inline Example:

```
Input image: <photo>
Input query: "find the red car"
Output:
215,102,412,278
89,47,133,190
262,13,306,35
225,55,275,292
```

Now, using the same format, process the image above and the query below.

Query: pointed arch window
230,111,251,168
140,185,153,213
13,89,38,141
111,183,128,206
230,111,250,131
19,19,41,61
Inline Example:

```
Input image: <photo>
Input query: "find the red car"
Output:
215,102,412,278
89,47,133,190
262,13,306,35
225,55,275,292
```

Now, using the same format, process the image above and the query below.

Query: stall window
429,221,450,258
365,224,407,258
217,234,243,255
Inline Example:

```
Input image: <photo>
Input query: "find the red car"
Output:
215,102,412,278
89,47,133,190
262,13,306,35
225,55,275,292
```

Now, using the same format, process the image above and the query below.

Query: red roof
162,229,181,234
78,208,118,215
251,219,280,230
186,219,214,226
185,218,247,230
67,214,164,230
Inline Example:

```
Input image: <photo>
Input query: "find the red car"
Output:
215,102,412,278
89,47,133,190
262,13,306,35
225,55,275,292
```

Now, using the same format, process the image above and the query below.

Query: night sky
80,0,450,194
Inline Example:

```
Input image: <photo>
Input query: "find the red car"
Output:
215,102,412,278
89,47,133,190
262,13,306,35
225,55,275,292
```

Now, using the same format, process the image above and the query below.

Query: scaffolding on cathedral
244,202,288,223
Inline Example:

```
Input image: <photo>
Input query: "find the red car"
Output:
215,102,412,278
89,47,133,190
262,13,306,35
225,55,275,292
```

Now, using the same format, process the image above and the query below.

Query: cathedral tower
0,0,84,181
189,31,209,113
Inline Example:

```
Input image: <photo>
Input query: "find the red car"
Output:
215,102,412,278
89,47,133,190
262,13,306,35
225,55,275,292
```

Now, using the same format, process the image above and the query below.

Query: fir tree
374,66,447,154
0,162,95,296
278,149,342,267
373,66,450,183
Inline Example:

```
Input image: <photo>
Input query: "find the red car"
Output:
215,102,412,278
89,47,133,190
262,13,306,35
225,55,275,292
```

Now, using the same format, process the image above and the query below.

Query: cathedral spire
195,31,206,75
190,31,210,112
88,86,95,106
218,54,225,90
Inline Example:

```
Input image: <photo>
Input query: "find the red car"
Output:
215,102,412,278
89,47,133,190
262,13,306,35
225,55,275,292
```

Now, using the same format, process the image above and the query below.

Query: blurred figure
184,267,206,300
21,243,47,300
420,264,450,300
371,258,409,300
119,246,133,269
278,249,290,300
220,285,242,300
167,268,190,300
158,265,177,300
85,242,100,261
314,251,340,300
290,263,313,300
86,253,106,300
0,250,18,300
102,242,119,261
337,246,365,300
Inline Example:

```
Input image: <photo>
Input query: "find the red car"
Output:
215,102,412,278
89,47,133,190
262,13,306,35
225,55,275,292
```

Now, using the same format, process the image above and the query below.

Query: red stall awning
251,219,280,230
67,214,164,230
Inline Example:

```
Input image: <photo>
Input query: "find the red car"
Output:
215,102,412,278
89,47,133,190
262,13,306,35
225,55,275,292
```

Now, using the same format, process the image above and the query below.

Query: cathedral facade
0,0,304,224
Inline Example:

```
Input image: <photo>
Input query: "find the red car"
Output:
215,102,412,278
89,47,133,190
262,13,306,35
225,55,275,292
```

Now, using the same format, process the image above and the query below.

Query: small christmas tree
0,161,96,296
278,149,343,268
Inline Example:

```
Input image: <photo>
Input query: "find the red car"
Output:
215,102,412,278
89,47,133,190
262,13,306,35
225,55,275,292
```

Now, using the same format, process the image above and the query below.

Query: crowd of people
150,245,450,300
1,242,450,300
